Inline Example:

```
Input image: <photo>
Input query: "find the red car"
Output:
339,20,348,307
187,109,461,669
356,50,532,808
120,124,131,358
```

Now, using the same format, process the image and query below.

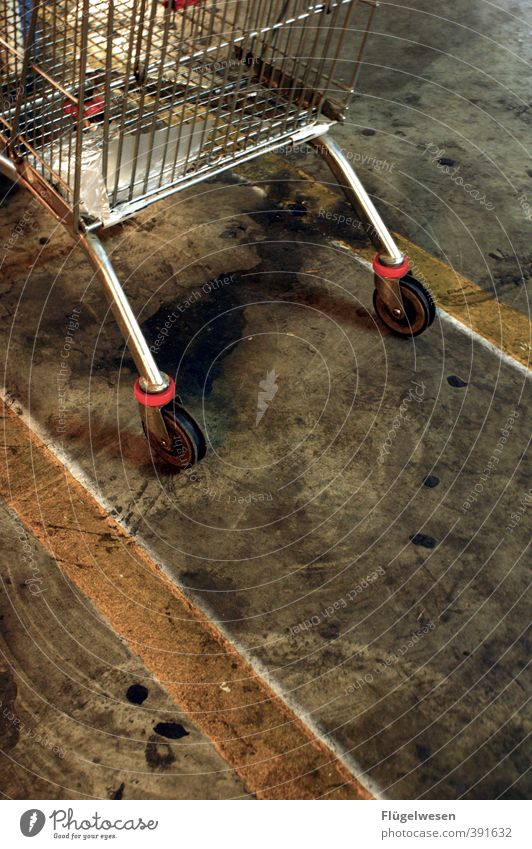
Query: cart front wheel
143,404,206,469
373,275,435,337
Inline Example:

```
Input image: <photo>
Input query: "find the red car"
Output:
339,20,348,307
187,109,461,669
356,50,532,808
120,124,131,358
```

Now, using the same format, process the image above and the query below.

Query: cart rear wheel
373,275,435,337
143,404,206,469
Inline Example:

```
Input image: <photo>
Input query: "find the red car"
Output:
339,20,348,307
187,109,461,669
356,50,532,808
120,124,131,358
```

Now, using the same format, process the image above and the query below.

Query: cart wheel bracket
372,254,409,317
134,375,176,407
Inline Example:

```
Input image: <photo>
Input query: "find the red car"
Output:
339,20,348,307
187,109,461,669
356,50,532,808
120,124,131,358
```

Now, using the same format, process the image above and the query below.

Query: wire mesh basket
1,0,376,227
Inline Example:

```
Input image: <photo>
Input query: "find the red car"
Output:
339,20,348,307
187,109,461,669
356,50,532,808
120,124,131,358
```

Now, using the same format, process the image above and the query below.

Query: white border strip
0,394,382,800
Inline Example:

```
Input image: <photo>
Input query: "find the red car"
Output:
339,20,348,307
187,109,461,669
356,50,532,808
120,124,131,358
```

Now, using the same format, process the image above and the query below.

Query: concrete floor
0,156,529,798
0,501,250,799
0,0,530,800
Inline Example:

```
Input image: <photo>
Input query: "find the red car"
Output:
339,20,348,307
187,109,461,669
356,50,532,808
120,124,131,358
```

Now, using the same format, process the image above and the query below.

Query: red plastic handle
162,0,202,9
64,94,104,120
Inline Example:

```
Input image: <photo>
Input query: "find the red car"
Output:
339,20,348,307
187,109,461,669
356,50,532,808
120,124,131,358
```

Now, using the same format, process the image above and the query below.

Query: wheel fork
309,135,408,318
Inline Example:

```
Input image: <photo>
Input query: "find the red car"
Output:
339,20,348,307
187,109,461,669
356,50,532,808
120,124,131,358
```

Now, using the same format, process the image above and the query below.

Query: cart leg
0,152,18,182
309,135,435,336
80,231,206,468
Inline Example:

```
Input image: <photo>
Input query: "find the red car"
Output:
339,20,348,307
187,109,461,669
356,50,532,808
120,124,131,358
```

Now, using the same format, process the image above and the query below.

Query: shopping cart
0,0,435,469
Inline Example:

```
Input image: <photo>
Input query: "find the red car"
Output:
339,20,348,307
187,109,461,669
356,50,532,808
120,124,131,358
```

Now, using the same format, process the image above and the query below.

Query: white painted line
0,393,383,800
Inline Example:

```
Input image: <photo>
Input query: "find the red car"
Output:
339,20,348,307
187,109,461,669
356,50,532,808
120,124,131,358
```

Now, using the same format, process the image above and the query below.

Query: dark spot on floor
140,273,247,400
438,157,455,167
423,474,440,488
220,222,246,240
361,128,376,136
415,744,431,762
126,683,149,705
319,621,340,641
145,734,176,769
153,721,190,740
287,200,307,217
410,533,437,549
263,199,310,232
447,375,468,388
111,782,125,800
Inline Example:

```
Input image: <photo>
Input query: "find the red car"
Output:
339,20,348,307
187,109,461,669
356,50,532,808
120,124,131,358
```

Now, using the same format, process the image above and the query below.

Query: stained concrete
0,398,372,801
1,0,530,800
0,155,529,798
0,500,250,799
294,0,532,314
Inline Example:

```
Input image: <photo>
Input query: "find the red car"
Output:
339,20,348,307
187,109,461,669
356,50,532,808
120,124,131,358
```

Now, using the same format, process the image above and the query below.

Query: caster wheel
373,274,435,337
143,403,206,469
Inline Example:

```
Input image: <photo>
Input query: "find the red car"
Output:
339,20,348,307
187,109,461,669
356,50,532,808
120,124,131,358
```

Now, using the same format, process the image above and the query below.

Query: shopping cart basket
0,0,435,468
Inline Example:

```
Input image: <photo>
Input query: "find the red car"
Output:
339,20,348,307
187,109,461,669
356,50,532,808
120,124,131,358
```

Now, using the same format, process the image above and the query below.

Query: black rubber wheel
143,403,206,470
373,274,435,337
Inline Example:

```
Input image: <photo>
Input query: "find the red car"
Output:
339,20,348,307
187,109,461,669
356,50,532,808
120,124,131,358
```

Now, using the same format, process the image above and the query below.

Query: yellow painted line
238,153,531,371
0,398,372,801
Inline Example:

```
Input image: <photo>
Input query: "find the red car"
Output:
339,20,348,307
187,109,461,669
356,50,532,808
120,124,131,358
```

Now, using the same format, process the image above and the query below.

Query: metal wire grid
0,1,375,225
